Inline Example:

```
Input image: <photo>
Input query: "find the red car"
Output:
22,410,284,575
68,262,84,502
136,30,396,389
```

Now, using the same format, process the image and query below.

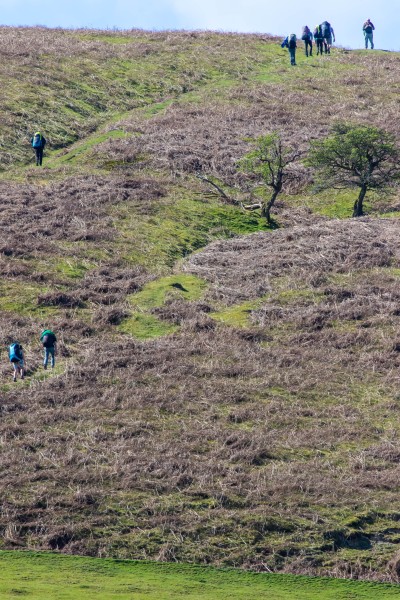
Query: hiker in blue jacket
31,131,47,166
281,34,297,66
301,26,313,57
9,342,25,382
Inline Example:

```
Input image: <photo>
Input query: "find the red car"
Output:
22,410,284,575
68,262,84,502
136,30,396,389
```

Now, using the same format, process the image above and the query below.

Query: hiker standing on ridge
9,341,25,382
31,131,47,166
363,19,375,49
301,26,313,57
281,33,297,66
321,21,335,54
40,329,57,370
313,25,324,55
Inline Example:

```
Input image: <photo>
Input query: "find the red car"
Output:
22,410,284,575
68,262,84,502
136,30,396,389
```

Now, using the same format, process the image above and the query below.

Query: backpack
41,331,56,348
321,21,331,37
288,34,297,48
9,343,22,363
32,133,42,149
301,26,310,40
313,26,322,38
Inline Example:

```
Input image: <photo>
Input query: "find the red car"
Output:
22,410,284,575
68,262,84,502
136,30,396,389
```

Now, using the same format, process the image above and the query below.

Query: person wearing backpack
40,329,57,369
281,34,297,66
31,131,47,166
313,25,324,56
320,21,335,54
363,19,375,49
9,342,25,382
301,26,313,57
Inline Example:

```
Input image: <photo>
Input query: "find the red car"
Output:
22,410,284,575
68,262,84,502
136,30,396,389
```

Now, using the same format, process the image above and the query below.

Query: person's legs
13,361,24,381
38,148,43,166
35,148,40,166
44,347,49,369
289,47,296,65
309,39,313,56
366,33,374,49
325,36,332,54
49,347,55,368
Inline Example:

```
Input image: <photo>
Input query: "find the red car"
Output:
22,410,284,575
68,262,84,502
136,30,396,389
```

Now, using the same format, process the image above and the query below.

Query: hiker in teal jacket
31,131,47,166
9,342,25,382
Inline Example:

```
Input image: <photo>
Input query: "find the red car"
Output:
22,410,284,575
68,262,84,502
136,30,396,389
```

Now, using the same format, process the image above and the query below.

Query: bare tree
238,133,302,225
196,133,302,226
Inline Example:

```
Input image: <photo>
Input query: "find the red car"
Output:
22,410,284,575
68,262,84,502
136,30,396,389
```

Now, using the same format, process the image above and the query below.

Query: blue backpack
9,343,22,363
32,133,42,149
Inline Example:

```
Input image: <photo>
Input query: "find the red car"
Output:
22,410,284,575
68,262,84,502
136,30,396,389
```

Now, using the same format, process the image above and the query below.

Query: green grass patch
1,551,400,599
129,274,207,310
211,300,262,328
114,195,269,272
0,280,58,317
118,274,206,339
118,313,178,340
49,129,129,167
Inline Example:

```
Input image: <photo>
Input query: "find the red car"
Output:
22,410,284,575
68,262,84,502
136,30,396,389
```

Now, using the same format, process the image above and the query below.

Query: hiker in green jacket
31,131,47,166
40,329,57,369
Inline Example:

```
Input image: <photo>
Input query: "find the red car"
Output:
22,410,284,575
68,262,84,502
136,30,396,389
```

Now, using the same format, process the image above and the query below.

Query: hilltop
1,27,400,582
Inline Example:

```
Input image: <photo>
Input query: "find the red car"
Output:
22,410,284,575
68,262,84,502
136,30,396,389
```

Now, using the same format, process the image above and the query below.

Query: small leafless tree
196,133,302,226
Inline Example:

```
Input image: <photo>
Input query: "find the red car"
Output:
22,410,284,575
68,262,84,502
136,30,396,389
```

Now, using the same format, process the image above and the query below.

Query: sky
0,0,398,51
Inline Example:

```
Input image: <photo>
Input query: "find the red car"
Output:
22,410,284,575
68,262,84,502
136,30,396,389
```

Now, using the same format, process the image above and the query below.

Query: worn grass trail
1,552,400,599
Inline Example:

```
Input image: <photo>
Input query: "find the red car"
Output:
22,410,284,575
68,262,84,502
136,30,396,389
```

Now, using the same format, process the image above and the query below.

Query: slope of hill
1,27,400,582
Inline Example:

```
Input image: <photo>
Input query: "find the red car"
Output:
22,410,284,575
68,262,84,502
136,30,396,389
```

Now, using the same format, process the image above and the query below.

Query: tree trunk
353,185,367,217
262,189,280,225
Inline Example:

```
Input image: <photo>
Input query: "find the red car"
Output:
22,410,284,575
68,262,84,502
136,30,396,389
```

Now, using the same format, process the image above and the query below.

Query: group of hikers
9,329,57,382
282,18,375,66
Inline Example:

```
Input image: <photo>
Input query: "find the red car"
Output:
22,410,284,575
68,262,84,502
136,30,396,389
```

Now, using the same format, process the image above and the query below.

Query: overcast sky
0,0,398,51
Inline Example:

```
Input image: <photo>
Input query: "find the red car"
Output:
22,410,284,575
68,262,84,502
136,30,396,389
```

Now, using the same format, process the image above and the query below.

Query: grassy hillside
2,551,400,599
1,27,400,583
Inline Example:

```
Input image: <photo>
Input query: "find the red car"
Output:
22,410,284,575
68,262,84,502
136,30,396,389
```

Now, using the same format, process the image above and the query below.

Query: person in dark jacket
363,19,375,49
31,131,47,166
320,21,335,54
40,329,57,369
313,25,324,56
301,26,313,57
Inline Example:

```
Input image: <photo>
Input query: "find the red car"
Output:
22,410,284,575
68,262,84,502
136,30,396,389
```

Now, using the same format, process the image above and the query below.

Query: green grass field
1,552,400,599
